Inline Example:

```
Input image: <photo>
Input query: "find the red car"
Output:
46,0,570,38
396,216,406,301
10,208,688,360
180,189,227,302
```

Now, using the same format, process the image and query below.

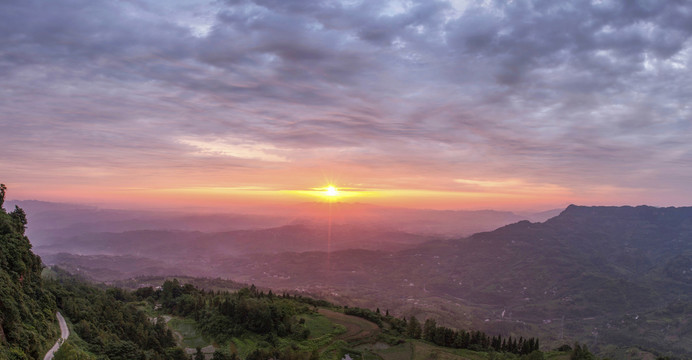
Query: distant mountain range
9,200,560,248
25,201,692,358
37,224,435,258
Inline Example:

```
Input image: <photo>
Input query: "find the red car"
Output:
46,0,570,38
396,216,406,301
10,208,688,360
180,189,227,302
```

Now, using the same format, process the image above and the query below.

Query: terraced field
318,309,380,341
162,306,570,360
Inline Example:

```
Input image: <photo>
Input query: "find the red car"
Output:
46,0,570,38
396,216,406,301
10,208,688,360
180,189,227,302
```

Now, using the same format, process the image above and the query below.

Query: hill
396,205,692,356
26,201,692,358
10,200,557,250
36,224,433,259
163,205,692,358
0,188,183,359
0,193,57,359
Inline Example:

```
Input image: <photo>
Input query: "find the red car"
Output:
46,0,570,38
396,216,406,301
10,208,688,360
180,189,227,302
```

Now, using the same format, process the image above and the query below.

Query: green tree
0,195,57,359
164,347,189,360
570,342,595,360
423,318,437,342
407,316,422,339
556,344,572,352
53,341,95,360
0,347,28,360
10,206,27,234
104,340,145,360
0,183,6,208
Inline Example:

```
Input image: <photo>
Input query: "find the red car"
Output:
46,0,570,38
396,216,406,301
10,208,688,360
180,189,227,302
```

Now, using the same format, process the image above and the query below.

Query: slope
0,190,58,359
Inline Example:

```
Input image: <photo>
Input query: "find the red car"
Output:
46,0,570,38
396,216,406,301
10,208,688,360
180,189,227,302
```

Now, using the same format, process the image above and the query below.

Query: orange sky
2,0,690,212
4,169,665,212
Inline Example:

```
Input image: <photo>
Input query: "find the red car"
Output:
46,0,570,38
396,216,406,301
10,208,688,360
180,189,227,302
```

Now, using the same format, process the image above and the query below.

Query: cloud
1,0,692,206
453,178,569,196
178,137,289,162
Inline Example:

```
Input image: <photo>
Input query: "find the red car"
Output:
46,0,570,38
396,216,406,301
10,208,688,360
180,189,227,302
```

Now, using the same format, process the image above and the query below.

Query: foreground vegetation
1,185,183,360
0,185,57,359
123,277,586,360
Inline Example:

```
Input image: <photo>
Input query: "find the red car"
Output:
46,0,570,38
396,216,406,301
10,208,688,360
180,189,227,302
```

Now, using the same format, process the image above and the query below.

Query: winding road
43,312,69,360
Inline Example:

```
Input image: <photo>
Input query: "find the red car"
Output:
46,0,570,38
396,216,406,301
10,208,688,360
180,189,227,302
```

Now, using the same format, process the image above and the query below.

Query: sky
1,0,691,211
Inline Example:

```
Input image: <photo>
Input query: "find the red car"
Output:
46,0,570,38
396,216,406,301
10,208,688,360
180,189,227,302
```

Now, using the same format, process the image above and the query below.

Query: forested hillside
109,276,558,360
45,268,181,360
1,186,182,360
0,184,57,359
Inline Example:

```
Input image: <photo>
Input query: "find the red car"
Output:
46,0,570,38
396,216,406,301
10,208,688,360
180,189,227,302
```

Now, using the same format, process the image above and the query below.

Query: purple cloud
1,0,691,206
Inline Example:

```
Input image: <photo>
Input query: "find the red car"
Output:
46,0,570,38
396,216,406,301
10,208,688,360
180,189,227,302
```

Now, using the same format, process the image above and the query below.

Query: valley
5,0,691,358
23,202,692,359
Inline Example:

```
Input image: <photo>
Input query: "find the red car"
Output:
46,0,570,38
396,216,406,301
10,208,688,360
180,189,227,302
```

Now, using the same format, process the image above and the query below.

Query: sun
324,185,339,197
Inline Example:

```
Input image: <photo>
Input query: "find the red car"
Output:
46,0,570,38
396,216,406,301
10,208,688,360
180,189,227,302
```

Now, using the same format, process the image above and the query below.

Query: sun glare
325,185,339,197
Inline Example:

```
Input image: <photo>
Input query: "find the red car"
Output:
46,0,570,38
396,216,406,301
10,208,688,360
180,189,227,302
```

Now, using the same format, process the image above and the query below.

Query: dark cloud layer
1,0,691,206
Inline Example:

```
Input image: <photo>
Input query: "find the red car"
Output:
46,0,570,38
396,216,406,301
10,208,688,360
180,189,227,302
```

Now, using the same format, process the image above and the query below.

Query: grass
229,336,259,359
364,342,412,360
160,306,562,360
410,340,487,360
543,351,571,360
167,317,213,349
324,345,371,360
318,309,380,342
165,311,348,360
300,313,342,339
